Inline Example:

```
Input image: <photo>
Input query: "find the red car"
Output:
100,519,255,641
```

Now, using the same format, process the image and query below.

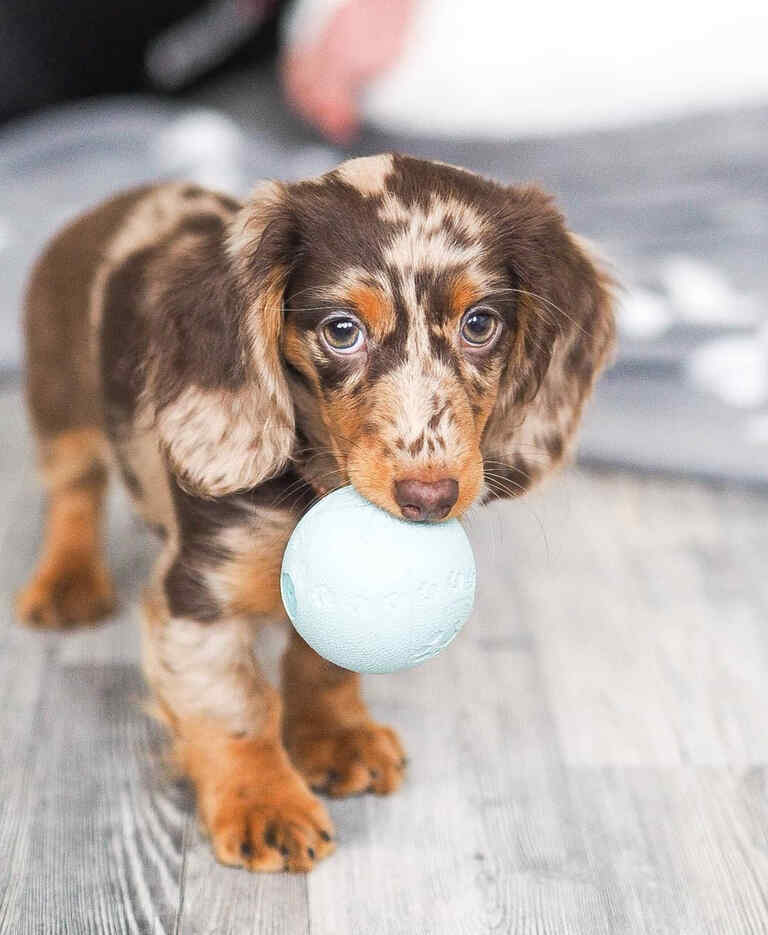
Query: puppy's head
174,154,614,514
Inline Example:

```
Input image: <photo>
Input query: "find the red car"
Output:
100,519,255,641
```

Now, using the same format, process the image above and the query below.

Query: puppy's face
280,182,515,521
283,267,504,520
272,155,614,521
174,154,614,509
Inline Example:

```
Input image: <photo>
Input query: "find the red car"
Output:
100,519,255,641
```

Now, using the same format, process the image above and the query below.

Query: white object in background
686,326,768,408
280,486,476,674
619,288,674,341
283,0,768,137
151,109,247,193
660,255,760,327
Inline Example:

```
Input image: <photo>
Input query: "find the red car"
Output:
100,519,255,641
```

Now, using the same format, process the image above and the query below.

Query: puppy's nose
394,478,459,521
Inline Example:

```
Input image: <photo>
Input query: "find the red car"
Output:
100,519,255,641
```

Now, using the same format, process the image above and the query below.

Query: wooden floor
1,385,767,934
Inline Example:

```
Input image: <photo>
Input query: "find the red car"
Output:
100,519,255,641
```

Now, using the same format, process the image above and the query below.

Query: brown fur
218,522,294,618
282,630,406,797
18,155,615,872
24,189,150,437
17,429,114,628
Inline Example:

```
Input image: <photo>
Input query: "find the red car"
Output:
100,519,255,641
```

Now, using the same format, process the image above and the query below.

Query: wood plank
0,391,185,933
0,442,59,933
0,663,187,935
569,766,768,935
504,472,768,767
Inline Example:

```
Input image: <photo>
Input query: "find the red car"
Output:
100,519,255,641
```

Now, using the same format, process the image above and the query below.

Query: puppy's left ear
149,180,300,497
481,188,616,497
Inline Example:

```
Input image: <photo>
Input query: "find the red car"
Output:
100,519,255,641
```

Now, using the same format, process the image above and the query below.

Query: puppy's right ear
149,181,301,498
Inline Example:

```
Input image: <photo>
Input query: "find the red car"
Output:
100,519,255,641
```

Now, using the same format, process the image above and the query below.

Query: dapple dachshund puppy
18,154,615,871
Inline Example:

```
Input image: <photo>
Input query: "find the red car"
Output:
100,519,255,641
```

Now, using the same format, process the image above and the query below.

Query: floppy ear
146,180,299,498
481,188,616,498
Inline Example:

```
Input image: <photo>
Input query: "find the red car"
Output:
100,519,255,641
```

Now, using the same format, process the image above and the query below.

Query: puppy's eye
461,308,500,347
322,318,365,353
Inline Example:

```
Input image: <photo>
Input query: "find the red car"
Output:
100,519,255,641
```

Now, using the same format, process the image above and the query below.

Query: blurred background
0,0,767,484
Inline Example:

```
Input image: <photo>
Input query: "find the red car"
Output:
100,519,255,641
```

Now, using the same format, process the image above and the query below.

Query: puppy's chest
213,510,300,619
213,471,334,620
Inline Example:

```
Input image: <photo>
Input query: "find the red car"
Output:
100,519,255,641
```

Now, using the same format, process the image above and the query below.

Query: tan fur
140,383,291,499
17,429,114,628
449,271,484,319
213,521,293,618
226,179,286,262
282,631,406,797
346,356,485,518
282,323,323,390
348,284,395,341
142,588,269,733
335,153,394,195
141,584,335,871
37,427,109,490
177,715,335,872
189,185,302,495
115,428,177,538
379,192,488,272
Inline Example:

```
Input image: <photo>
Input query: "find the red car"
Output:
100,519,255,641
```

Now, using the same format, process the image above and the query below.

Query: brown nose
394,478,459,521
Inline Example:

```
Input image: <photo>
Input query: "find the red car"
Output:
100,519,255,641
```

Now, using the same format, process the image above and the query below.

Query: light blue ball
280,486,476,674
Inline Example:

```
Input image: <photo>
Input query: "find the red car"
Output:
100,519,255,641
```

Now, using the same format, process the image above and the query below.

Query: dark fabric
0,0,284,123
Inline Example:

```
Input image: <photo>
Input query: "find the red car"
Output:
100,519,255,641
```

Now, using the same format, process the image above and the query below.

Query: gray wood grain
0,390,185,935
1,385,767,934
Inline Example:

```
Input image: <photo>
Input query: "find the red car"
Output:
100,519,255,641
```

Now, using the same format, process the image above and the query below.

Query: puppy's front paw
199,743,335,872
17,559,115,629
287,722,406,797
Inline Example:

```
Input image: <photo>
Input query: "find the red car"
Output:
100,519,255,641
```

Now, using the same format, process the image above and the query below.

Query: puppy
18,154,615,871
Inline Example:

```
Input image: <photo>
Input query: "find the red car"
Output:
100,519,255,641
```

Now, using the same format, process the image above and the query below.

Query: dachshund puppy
18,154,614,871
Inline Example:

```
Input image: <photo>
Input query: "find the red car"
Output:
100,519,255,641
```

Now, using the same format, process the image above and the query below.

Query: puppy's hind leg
17,428,115,629
16,194,143,629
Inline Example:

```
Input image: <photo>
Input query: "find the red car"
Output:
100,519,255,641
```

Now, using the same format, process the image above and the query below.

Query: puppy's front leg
142,591,334,872
282,630,407,797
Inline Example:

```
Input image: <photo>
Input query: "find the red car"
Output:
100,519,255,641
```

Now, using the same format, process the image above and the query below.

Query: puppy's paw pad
17,561,115,629
289,722,406,797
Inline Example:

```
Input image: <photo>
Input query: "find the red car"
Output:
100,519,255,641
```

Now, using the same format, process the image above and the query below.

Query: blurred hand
281,0,414,142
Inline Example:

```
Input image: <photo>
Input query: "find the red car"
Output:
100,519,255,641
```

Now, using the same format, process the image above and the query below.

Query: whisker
482,475,552,563
490,287,592,340
484,464,531,483
269,464,344,510
484,474,526,497
483,456,551,475
293,447,340,466
283,283,324,305
270,480,312,510
297,477,348,519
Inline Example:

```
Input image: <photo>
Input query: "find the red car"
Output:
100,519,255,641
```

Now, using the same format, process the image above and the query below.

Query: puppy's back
24,187,151,440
